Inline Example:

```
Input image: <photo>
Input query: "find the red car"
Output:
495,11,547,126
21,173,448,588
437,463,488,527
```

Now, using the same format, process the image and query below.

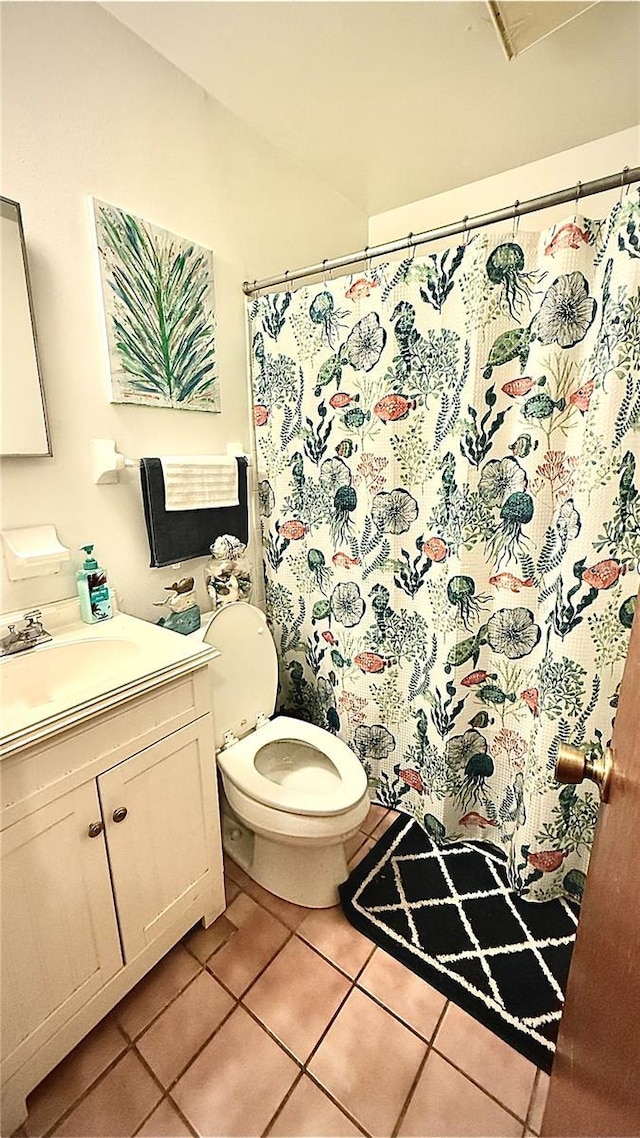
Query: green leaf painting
94,200,220,411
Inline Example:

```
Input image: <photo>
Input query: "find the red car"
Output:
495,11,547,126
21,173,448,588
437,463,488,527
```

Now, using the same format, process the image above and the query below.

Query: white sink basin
2,638,141,709
0,603,220,754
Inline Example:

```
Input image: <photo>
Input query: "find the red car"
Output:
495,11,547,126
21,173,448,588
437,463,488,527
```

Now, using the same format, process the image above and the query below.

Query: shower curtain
248,192,640,902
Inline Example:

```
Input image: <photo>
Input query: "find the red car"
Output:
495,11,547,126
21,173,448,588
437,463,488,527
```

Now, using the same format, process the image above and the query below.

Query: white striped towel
159,455,239,511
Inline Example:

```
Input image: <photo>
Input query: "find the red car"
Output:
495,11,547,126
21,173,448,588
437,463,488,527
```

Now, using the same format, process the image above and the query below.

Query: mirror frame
1,195,52,457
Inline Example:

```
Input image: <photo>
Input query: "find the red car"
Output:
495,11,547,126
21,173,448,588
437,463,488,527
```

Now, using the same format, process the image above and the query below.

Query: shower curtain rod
243,165,640,296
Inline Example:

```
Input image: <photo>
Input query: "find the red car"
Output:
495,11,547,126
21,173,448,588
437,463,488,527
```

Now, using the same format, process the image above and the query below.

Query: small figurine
205,535,252,610
154,576,201,634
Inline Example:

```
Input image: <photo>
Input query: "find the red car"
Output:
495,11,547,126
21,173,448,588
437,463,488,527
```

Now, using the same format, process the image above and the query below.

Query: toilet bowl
201,603,370,907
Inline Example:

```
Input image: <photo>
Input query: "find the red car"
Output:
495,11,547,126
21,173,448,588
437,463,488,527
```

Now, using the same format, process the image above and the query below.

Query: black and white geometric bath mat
339,815,579,1072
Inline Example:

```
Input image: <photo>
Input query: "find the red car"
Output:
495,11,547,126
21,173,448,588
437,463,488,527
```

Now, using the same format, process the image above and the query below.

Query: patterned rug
340,814,579,1071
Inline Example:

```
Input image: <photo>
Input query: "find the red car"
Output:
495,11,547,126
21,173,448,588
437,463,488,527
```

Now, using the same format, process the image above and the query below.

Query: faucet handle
23,610,42,624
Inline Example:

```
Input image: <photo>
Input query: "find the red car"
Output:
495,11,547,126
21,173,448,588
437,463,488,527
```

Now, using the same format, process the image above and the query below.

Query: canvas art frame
92,198,220,412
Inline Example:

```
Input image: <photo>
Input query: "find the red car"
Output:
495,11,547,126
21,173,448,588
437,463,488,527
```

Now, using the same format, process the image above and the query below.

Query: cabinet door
98,718,219,961
1,783,122,1072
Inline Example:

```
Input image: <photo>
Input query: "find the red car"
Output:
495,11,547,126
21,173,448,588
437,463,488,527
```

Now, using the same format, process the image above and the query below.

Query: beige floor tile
172,1006,298,1137
244,936,351,1061
268,1076,362,1137
114,946,200,1040
223,857,308,929
358,949,446,1040
24,1016,127,1137
207,892,289,996
136,970,234,1087
308,987,426,1137
185,913,236,964
224,874,241,903
135,1098,192,1136
434,1003,537,1121
398,1051,523,1137
370,811,400,840
297,905,375,979
527,1070,550,1134
348,837,376,870
51,1051,162,1137
360,804,389,835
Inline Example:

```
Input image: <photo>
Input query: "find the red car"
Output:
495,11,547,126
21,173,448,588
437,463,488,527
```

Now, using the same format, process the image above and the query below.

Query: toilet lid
202,603,278,748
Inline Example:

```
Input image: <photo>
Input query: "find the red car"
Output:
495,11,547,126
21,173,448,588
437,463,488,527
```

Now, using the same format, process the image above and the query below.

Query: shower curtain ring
407,233,416,262
619,166,631,203
364,245,372,276
461,216,470,246
322,259,328,284
511,201,520,240
574,181,582,220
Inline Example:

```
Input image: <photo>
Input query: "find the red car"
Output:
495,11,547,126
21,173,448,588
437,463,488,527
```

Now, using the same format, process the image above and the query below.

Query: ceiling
104,1,640,216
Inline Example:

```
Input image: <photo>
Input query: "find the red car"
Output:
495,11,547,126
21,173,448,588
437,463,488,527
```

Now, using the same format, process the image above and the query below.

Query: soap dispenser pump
76,544,113,624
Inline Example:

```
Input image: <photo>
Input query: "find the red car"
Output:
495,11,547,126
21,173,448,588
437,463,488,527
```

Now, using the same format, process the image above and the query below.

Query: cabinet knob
112,806,128,823
87,821,104,838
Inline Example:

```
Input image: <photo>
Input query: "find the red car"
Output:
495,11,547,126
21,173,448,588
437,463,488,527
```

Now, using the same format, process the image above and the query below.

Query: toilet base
221,803,355,908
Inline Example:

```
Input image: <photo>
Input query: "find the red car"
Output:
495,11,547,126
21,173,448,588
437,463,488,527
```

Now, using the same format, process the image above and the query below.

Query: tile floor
15,806,550,1138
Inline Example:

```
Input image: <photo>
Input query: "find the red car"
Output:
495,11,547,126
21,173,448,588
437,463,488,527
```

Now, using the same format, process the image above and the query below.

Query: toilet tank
202,603,278,748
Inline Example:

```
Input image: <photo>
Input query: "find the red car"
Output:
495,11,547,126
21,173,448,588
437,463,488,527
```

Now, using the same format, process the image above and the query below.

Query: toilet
200,602,370,908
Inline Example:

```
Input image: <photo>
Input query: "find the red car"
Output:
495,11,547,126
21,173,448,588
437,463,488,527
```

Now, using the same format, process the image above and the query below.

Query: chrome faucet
1,610,52,656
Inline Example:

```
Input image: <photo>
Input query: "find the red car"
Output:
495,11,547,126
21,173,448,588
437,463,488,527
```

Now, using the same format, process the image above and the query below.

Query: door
98,719,220,961
0,782,122,1077
542,597,640,1136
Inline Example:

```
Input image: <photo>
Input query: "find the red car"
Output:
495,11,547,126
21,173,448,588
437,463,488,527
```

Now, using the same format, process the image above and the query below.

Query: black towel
139,456,249,568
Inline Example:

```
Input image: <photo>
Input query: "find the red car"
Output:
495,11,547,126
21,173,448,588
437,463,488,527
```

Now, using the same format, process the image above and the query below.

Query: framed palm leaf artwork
92,199,220,411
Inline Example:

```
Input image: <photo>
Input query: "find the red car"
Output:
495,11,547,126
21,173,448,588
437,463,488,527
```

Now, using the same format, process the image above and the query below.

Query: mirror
1,197,51,456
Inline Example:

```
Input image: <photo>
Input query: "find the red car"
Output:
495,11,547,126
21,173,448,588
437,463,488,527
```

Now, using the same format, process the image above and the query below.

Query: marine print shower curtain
248,191,640,902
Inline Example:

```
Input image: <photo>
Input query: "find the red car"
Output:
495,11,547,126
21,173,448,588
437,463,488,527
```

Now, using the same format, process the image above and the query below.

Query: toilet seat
217,716,368,817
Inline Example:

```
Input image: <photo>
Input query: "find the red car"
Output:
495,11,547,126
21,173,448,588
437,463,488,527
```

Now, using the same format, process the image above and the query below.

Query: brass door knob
112,806,128,823
88,821,104,838
555,744,613,803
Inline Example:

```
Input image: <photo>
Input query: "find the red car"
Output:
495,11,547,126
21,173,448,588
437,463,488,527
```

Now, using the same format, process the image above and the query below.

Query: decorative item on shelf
205,535,252,610
92,199,220,413
153,576,201,635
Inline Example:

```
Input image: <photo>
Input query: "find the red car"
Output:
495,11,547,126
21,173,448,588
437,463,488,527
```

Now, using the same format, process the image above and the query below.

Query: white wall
369,127,640,248
0,1,366,620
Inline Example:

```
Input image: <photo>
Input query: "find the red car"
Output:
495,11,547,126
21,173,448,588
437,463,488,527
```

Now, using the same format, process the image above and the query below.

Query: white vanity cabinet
0,665,224,1134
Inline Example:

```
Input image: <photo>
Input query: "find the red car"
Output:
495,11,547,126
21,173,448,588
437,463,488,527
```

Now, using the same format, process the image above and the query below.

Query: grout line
430,1045,534,1126
233,959,371,1136
37,1043,135,1138
182,913,238,966
391,1045,432,1138
524,1067,543,1135
138,1093,199,1138
118,965,204,1044
391,1000,450,1138
208,924,297,1002
354,975,447,1047
296,981,355,1070
134,995,240,1096
299,1068,371,1137
294,924,376,983
232,987,305,1063
261,1069,306,1137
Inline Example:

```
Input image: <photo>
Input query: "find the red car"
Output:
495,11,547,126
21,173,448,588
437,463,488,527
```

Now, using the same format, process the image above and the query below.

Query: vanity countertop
0,601,219,757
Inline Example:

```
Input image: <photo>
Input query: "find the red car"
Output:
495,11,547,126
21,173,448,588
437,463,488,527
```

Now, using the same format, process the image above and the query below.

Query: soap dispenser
76,544,113,623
